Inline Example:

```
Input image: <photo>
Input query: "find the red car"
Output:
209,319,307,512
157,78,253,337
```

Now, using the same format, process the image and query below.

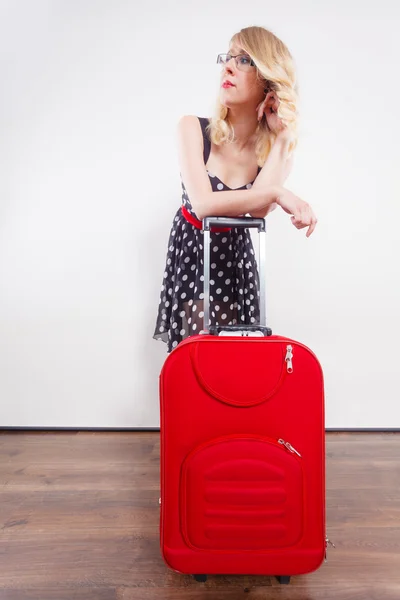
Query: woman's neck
226,107,259,151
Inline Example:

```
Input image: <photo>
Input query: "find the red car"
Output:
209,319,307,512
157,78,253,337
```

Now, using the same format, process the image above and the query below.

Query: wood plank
0,431,399,599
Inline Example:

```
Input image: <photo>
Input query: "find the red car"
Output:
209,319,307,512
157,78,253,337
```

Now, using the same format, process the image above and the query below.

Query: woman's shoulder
177,115,210,128
176,115,211,146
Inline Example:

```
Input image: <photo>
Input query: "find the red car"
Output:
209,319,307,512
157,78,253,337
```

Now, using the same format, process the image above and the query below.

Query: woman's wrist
249,184,284,209
273,185,285,206
275,130,292,153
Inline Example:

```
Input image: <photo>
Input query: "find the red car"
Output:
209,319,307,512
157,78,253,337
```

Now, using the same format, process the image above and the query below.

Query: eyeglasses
216,53,256,71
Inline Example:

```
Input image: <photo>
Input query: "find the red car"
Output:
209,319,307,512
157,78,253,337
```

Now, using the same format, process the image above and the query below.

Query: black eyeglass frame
216,53,256,69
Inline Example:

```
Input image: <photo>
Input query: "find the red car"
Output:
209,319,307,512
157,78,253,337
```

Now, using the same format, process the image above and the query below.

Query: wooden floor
0,431,399,600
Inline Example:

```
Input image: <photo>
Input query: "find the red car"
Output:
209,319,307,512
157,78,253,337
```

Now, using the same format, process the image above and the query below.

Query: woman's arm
249,133,294,218
177,115,283,220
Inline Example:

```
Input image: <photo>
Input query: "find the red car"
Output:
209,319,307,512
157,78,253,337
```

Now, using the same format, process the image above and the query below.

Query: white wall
0,0,398,428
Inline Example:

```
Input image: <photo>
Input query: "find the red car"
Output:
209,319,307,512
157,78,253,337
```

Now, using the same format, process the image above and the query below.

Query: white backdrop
0,0,399,428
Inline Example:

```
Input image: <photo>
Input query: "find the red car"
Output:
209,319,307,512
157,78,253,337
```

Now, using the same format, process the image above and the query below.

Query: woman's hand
257,90,287,136
276,188,318,237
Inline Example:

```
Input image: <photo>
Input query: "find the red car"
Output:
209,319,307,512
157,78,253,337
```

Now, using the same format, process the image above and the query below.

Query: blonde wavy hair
206,26,299,166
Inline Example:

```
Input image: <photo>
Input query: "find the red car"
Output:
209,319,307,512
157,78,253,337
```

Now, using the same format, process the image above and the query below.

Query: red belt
181,205,231,232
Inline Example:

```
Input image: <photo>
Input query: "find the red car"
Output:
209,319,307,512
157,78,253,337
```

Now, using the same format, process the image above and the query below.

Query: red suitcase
159,216,328,585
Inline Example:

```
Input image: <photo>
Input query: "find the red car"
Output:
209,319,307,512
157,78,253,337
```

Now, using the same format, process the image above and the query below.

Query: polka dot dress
153,116,262,353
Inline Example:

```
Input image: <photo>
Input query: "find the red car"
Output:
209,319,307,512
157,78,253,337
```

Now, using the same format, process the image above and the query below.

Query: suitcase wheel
193,574,208,582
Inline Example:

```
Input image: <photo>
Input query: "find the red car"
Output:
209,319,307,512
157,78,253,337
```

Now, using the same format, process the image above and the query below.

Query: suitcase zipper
277,438,301,457
324,535,336,562
285,345,293,373
279,438,332,563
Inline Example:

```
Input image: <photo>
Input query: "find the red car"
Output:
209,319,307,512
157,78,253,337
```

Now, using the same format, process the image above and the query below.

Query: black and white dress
153,116,262,353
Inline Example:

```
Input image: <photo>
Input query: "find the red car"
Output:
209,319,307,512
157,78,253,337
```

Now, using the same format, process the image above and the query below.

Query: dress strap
197,117,211,165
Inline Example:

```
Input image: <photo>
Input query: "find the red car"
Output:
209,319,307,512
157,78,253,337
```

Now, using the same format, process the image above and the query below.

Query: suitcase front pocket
190,340,289,407
180,434,304,552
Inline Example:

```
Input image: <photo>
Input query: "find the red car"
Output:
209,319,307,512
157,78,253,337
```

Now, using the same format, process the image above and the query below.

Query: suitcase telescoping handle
202,216,271,336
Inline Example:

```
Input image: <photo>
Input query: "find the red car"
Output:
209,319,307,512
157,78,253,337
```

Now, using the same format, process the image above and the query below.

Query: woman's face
219,43,266,110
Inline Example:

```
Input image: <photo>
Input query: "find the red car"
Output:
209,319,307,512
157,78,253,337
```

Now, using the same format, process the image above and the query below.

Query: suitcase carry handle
203,216,266,232
202,216,271,336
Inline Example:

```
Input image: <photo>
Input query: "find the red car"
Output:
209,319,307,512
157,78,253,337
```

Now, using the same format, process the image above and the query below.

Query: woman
154,26,317,353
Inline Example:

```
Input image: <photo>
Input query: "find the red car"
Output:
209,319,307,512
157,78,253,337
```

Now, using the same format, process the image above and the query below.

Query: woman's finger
291,210,302,223
271,93,279,112
289,202,317,236
291,215,305,228
306,216,318,237
256,99,266,121
299,210,311,227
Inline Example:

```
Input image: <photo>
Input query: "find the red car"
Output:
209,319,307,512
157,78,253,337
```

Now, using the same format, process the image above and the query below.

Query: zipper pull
324,536,336,562
278,438,301,457
285,344,293,373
